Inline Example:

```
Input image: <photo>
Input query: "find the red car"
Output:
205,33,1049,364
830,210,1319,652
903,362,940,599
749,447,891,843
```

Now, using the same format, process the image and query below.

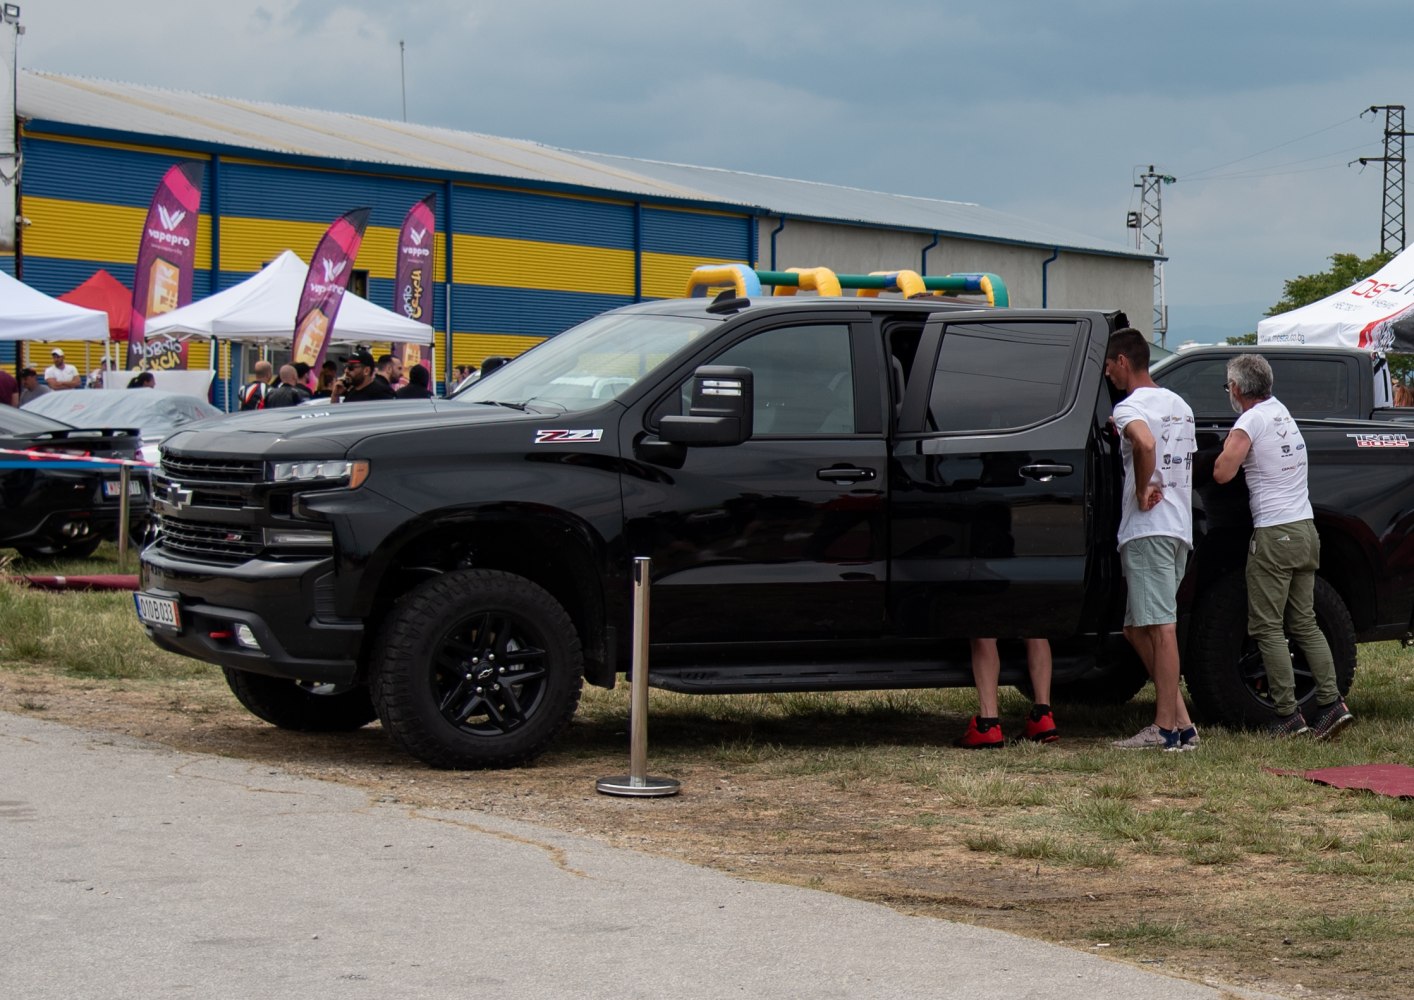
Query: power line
1180,113,1365,180
1184,150,1379,184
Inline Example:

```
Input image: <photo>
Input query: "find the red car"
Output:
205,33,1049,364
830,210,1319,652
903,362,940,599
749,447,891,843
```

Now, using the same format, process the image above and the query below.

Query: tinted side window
688,324,856,436
1154,358,1229,414
927,321,1080,433
1267,359,1350,416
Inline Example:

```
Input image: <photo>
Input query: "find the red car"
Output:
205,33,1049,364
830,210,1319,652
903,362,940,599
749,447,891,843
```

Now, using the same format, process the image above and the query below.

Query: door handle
816,466,876,484
1019,463,1074,482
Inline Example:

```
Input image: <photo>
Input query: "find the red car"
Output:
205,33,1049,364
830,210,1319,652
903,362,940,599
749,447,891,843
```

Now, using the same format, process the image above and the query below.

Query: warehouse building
2,70,1157,401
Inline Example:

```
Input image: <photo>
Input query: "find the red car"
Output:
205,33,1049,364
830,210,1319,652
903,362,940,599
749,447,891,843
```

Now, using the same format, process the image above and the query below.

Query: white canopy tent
143,250,434,345
1257,247,1414,352
0,269,110,342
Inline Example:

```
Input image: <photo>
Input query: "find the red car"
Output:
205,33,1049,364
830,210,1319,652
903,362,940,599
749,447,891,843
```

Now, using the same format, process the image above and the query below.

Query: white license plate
103,478,145,498
134,593,181,631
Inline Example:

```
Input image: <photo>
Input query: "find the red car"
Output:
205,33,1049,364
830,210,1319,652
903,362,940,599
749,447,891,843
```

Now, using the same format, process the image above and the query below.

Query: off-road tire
1185,572,1356,728
369,569,584,769
222,668,378,731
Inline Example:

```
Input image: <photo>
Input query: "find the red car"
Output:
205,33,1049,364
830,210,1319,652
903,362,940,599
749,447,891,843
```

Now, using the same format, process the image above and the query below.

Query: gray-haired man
1213,353,1352,739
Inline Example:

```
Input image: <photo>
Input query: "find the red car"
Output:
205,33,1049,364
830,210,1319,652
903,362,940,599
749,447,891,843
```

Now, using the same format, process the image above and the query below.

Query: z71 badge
534,429,604,444
1347,432,1410,449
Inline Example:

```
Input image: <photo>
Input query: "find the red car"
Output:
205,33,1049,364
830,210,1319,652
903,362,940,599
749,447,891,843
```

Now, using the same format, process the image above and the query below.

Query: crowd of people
4,346,489,410
954,329,1354,752
233,348,486,410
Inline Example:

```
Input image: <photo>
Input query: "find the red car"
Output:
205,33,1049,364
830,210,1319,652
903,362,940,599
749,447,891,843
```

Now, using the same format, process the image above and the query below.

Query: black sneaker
1266,711,1310,737
1309,699,1354,741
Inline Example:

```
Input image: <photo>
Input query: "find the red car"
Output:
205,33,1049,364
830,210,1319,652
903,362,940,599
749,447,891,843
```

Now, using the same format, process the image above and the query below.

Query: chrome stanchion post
597,557,680,797
117,462,131,571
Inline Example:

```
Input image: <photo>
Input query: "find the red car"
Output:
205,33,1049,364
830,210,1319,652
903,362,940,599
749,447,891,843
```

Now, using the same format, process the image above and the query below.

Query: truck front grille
157,516,261,563
160,456,265,484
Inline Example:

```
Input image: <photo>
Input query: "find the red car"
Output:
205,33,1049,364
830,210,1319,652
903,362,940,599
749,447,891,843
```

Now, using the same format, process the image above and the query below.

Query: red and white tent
1258,247,1414,351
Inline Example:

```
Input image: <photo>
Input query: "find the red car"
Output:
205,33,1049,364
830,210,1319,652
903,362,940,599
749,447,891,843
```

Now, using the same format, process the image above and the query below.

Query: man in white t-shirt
44,349,81,390
1213,353,1352,740
1104,329,1199,752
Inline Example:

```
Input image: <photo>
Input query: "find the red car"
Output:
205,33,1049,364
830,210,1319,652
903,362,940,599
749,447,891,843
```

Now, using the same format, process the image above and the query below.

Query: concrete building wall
757,217,1155,336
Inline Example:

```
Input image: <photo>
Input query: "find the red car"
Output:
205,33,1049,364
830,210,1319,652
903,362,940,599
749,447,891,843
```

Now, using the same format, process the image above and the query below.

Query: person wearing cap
88,357,115,389
44,349,81,390
19,368,53,406
331,349,395,403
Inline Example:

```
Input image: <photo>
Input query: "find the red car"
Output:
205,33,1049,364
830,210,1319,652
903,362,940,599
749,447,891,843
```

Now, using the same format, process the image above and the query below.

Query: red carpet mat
1269,764,1414,799
13,575,141,592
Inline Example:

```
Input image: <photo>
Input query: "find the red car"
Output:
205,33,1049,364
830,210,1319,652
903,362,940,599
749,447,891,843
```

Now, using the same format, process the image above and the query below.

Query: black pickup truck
136,297,1414,767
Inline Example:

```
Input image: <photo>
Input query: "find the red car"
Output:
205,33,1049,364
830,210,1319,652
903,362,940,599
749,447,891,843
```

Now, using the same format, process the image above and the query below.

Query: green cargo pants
1247,519,1340,716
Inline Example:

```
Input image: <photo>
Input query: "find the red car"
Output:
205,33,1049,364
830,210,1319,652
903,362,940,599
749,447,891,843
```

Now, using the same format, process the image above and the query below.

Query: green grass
1,544,205,681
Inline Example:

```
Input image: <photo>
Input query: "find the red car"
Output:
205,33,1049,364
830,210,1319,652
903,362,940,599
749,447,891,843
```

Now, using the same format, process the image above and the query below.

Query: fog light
234,624,261,650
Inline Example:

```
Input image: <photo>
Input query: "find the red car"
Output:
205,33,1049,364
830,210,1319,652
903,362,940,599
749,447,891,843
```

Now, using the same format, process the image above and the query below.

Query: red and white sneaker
1023,709,1059,743
954,716,1005,749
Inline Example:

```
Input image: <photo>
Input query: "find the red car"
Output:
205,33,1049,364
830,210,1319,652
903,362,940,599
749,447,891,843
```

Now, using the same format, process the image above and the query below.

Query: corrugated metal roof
18,70,1148,259
574,151,1146,258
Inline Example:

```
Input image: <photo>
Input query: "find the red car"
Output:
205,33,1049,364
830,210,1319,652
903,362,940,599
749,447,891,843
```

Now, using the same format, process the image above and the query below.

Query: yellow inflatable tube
771,266,843,297
685,263,763,298
853,270,927,299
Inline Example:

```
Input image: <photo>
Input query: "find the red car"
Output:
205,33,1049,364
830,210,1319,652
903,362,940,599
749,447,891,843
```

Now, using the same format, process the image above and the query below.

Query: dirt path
2,668,1383,1000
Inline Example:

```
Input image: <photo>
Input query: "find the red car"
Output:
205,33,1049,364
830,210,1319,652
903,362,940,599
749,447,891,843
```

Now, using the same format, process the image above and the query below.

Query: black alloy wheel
371,569,584,769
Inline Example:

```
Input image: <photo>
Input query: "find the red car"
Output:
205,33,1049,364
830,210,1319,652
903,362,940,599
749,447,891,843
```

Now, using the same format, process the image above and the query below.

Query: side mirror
659,365,753,446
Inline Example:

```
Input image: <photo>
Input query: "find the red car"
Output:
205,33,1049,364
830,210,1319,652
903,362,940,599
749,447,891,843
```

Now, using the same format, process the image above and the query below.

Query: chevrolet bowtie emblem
166,481,194,511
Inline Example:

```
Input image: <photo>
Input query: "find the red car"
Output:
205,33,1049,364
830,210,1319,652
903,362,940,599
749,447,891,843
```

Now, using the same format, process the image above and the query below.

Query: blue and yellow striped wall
9,130,757,396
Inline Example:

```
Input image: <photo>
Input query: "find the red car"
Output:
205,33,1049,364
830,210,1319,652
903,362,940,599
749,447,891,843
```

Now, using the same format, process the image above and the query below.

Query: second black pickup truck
136,295,1414,767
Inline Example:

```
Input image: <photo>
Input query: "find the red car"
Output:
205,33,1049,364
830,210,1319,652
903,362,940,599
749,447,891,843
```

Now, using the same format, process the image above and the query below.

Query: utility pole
1,3,23,254
1357,105,1408,254
399,40,407,122
1126,165,1175,348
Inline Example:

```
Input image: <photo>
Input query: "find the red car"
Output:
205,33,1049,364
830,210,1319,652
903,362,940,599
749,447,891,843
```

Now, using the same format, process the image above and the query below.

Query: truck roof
612,294,995,322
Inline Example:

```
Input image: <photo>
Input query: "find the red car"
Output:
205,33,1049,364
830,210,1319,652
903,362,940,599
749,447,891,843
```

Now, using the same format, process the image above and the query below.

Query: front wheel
1184,572,1356,728
222,668,378,731
370,569,584,769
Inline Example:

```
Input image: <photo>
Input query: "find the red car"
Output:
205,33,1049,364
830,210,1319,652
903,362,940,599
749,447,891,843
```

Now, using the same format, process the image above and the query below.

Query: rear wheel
370,569,584,769
1184,572,1356,728
222,668,378,731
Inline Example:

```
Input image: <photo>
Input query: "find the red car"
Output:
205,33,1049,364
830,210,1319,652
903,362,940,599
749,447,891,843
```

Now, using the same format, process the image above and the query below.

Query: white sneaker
1111,723,1166,749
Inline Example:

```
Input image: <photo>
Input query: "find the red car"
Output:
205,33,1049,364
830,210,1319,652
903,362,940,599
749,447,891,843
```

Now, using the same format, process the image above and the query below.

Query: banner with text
290,208,372,372
128,162,205,370
394,194,437,385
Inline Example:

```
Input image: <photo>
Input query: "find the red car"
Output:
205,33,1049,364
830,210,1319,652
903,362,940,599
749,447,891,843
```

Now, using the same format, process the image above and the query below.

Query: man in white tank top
1214,353,1353,739
1105,329,1199,752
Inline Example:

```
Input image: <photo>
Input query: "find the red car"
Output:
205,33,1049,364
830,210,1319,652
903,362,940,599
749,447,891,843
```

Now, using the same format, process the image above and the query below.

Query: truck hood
161,399,569,458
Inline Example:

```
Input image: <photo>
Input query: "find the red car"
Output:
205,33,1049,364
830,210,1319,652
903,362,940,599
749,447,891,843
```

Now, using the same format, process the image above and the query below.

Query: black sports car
0,405,150,559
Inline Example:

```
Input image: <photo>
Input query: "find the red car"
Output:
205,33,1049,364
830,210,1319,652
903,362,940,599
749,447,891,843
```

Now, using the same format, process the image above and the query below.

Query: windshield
450,311,716,411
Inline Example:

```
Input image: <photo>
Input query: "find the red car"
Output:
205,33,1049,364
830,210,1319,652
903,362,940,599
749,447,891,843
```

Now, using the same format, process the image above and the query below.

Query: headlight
270,459,370,488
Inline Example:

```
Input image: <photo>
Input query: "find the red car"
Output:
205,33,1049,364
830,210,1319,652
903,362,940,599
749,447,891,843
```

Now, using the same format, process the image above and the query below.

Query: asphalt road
1,712,1285,999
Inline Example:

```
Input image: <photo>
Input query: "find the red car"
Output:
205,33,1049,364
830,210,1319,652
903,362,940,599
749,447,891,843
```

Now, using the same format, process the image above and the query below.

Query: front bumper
139,545,362,684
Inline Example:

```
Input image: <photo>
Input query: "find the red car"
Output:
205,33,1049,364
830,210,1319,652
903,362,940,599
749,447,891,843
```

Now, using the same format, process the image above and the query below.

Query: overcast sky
15,0,1413,341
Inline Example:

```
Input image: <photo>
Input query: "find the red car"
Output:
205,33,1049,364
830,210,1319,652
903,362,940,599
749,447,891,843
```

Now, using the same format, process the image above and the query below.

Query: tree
1267,250,1395,316
1225,250,1397,346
